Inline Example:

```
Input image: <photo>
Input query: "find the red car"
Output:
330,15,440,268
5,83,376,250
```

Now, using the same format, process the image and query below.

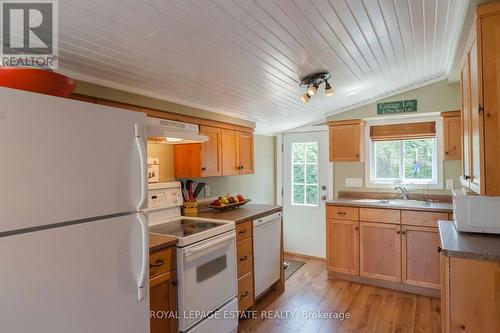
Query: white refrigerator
0,87,150,332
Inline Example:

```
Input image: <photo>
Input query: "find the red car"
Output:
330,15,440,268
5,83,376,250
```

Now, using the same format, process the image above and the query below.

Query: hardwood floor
238,255,441,333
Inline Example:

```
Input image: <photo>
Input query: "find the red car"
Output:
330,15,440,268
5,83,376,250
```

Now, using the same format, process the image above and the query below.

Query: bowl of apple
209,193,251,211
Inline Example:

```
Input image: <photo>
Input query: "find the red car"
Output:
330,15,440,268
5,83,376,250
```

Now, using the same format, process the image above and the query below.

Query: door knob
321,195,326,201
321,185,327,190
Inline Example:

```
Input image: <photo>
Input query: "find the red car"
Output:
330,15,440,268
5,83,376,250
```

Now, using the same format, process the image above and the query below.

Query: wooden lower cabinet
359,222,401,282
236,220,255,312
150,270,177,333
440,255,500,333
326,219,359,275
238,272,254,313
402,225,440,289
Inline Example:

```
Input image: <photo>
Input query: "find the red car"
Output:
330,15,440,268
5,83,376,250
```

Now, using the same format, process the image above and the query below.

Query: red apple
236,194,245,201
212,199,222,206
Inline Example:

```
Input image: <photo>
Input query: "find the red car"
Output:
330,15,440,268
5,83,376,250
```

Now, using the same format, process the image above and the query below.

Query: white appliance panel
453,189,500,234
0,214,149,333
177,231,237,331
186,298,238,333
0,87,147,233
253,212,282,298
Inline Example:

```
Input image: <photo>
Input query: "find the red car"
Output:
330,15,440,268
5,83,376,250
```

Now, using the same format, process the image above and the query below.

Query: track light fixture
299,71,334,103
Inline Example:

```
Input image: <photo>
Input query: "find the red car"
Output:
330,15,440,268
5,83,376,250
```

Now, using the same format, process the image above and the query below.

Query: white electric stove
145,182,238,333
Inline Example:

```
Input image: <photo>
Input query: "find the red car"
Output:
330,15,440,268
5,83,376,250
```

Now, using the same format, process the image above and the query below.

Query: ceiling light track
299,71,334,103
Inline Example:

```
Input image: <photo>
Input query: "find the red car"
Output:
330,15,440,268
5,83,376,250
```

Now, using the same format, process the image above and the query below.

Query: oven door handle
184,233,234,259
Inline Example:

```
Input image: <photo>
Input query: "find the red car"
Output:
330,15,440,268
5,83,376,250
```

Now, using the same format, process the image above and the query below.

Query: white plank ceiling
58,0,468,133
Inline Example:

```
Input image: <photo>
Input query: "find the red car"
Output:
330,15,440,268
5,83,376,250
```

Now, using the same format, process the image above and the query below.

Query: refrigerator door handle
135,124,147,210
137,212,148,301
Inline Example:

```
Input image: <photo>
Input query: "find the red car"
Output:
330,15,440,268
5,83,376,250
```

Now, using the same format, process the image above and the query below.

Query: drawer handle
150,259,164,268
396,230,401,234
241,291,249,298
202,167,207,171
354,226,359,231
437,246,442,253
459,323,466,330
172,280,178,287
239,255,248,261
337,212,347,215
238,229,247,234
401,231,406,235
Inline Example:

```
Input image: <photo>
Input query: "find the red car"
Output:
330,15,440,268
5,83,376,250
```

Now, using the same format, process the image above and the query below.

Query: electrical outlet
204,184,210,197
446,179,454,190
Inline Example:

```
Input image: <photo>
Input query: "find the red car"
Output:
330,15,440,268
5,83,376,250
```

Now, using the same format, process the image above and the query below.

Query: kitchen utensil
180,181,187,202
193,182,206,199
186,180,194,200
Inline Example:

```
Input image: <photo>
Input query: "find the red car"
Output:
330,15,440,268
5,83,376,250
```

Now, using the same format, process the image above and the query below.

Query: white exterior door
283,130,330,258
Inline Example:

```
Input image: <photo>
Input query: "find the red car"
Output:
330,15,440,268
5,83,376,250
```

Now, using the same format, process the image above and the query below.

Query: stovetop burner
149,219,225,238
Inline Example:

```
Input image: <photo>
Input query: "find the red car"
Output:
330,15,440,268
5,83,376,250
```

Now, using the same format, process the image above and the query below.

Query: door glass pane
293,185,305,204
305,185,318,205
292,142,319,206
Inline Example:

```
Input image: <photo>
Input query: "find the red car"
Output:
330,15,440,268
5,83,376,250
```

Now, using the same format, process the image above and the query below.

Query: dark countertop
196,204,282,223
326,198,452,213
438,221,500,262
149,233,177,252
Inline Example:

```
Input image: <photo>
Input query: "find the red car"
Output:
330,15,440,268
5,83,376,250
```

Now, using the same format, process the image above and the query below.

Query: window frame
291,141,319,207
365,116,444,189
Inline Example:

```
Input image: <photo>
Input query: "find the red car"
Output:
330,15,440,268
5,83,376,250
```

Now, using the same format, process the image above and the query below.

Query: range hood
147,117,208,144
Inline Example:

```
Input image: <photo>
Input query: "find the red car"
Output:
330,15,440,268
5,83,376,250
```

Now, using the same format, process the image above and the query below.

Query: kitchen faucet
394,185,409,200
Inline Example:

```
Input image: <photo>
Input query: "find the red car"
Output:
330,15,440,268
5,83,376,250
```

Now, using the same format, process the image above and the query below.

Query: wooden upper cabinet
199,125,222,177
441,111,462,160
221,129,254,176
174,127,254,178
359,222,401,282
459,3,500,195
327,219,359,275
173,144,202,179
238,131,254,174
221,129,240,176
401,225,440,289
328,120,365,162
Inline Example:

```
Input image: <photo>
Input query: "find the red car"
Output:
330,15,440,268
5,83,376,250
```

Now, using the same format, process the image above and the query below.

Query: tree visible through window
372,138,436,184
292,142,318,205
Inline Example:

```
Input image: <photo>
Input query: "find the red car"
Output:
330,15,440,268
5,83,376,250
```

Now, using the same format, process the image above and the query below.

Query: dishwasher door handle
253,212,282,228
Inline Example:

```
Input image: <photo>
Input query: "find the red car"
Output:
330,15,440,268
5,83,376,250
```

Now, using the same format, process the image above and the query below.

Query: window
292,142,318,206
371,138,437,184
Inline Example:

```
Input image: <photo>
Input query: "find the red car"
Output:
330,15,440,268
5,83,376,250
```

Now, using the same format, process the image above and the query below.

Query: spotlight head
306,84,317,96
300,92,311,103
324,81,334,96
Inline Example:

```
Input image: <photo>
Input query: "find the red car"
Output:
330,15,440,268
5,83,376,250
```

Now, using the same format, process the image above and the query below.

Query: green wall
327,79,461,121
328,79,462,196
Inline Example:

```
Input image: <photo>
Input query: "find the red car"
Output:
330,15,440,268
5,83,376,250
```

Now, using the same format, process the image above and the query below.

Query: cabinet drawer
359,208,400,224
238,272,254,312
150,246,175,279
326,205,359,221
236,220,252,241
237,237,253,278
401,210,449,228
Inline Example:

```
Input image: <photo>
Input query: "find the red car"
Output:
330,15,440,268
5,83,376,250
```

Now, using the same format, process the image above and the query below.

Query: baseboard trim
284,251,326,262
327,271,440,298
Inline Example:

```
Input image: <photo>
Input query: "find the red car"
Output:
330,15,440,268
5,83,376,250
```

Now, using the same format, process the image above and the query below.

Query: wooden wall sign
377,99,417,115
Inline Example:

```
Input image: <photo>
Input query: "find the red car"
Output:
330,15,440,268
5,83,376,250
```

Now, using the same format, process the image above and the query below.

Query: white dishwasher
253,211,282,298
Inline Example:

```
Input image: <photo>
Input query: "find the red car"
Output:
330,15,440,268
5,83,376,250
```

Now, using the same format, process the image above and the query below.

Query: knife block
182,200,198,216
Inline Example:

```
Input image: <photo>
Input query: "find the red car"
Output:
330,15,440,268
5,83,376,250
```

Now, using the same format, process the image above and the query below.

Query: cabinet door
150,270,177,333
199,125,222,177
402,226,440,289
359,222,401,282
173,144,202,178
327,219,359,275
221,129,239,176
329,124,363,162
461,61,472,185
238,131,254,174
481,13,500,195
468,37,484,194
443,114,462,160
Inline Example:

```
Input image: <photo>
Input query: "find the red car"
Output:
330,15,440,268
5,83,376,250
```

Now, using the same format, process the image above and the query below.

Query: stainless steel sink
351,199,431,207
